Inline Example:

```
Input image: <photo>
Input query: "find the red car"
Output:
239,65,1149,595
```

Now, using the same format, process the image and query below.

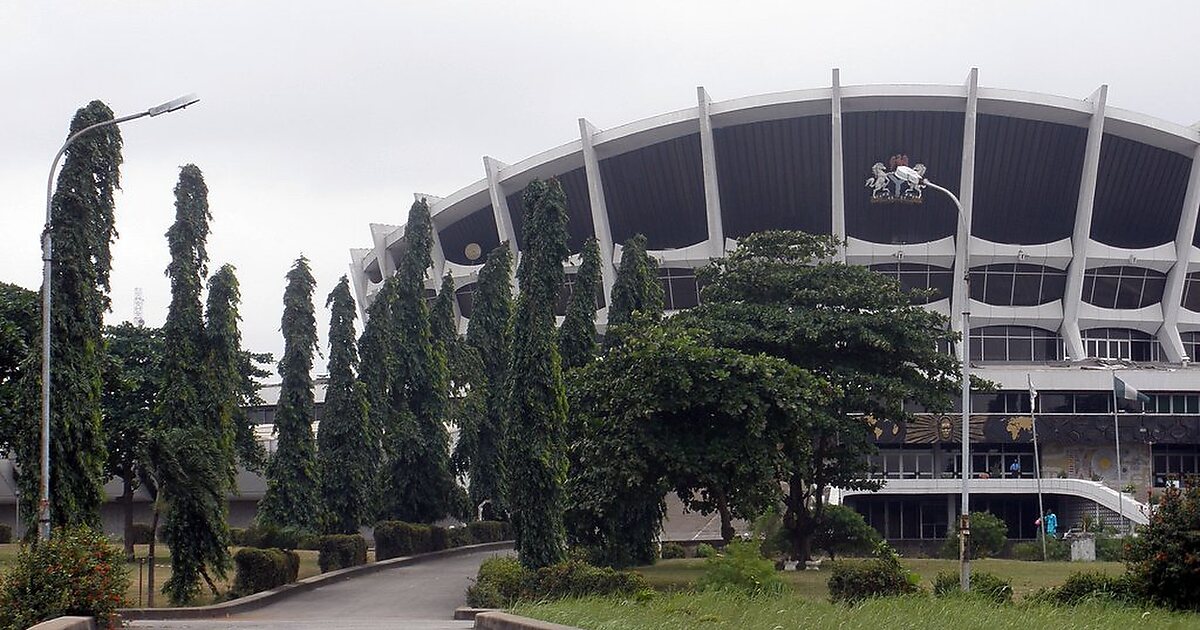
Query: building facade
350,70,1200,543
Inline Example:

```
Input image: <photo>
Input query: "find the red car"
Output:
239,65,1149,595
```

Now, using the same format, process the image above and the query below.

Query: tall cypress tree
258,256,321,531
606,234,663,342
153,164,231,604
356,277,396,521
318,276,371,534
380,200,455,522
457,245,513,517
203,264,244,488
558,237,602,371
16,101,122,530
505,179,570,569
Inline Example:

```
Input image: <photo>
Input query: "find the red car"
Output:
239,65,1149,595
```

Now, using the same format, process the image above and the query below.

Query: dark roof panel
843,111,964,244
1092,133,1191,248
972,115,1084,244
714,115,832,238
600,133,708,249
439,206,501,265
506,167,595,253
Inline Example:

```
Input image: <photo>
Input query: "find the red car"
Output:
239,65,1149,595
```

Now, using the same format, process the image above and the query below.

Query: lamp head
148,93,200,117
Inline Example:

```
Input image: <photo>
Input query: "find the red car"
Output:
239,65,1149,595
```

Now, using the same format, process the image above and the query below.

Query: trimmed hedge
236,524,304,550
660,542,685,559
465,555,649,608
375,520,512,560
318,535,368,573
1011,538,1069,561
0,523,11,544
467,520,513,543
430,526,450,552
231,548,300,597
447,526,473,548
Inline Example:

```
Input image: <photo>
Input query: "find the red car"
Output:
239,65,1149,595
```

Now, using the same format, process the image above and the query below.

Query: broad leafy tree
100,323,163,560
605,234,662,347
318,276,372,534
152,164,231,604
676,231,960,559
456,245,512,517
505,179,571,569
379,200,456,523
557,238,602,371
567,321,822,565
259,256,321,532
15,101,122,531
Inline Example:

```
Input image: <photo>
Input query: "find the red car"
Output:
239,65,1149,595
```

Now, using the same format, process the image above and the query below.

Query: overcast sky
3,1,1198,379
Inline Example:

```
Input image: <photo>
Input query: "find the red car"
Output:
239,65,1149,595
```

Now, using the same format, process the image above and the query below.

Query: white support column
579,118,618,300
951,68,979,342
369,223,397,277
831,68,846,262
1160,143,1200,362
348,249,372,321
419,193,449,284
697,86,725,258
483,156,519,259
1061,85,1108,361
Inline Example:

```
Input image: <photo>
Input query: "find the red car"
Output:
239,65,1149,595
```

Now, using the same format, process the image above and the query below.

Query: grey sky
2,1,1198,377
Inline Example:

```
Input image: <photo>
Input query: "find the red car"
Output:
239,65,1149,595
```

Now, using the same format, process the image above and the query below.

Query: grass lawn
0,542,326,608
514,591,1200,630
636,557,1126,601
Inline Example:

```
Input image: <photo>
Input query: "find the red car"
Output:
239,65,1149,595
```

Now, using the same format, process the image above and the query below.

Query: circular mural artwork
465,242,482,261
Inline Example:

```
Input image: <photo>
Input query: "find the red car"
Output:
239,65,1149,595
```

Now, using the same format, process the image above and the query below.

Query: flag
1027,374,1038,401
1114,375,1150,406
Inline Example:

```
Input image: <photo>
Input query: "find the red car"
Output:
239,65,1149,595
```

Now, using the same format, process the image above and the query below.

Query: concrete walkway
130,546,513,630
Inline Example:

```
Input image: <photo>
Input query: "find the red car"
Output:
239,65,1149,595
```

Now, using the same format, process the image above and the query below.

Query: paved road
130,547,514,630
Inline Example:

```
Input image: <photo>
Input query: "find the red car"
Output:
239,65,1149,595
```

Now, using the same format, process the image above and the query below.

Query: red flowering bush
1125,486,1200,610
0,526,129,630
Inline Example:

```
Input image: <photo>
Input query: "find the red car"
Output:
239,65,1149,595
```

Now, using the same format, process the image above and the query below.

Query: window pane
983,271,1015,305
1114,273,1145,309
1088,273,1119,308
1074,393,1110,413
982,337,1007,361
1041,394,1072,413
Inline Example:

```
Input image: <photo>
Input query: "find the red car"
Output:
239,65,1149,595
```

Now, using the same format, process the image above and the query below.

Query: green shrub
240,524,304,549
374,521,435,560
827,542,921,605
429,526,450,552
125,522,155,545
229,527,248,546
317,534,368,573
1011,538,1069,561
231,547,300,597
0,523,12,544
939,511,1007,560
1125,486,1200,610
465,554,649,608
696,540,784,595
467,520,512,543
696,543,718,558
660,542,686,559
1096,536,1125,562
933,570,1012,604
1031,571,1140,606
298,534,321,551
0,527,129,630
447,526,473,548
813,505,881,559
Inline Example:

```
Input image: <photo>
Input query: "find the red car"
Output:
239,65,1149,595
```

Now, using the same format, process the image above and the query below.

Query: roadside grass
0,542,323,608
514,591,1200,630
637,557,1126,601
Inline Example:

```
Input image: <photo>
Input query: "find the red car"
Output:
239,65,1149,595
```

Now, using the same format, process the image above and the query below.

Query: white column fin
1061,85,1109,361
831,68,846,262
697,86,725,258
952,67,979,350
579,117,618,301
1160,143,1200,362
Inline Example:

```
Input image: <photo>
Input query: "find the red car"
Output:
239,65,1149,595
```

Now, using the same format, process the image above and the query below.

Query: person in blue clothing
1041,508,1058,538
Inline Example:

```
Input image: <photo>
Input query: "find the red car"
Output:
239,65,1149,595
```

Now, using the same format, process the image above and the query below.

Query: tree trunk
122,476,135,562
147,505,159,608
714,489,735,544
784,472,815,561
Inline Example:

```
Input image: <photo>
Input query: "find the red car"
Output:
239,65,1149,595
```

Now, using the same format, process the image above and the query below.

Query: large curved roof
350,70,1200,365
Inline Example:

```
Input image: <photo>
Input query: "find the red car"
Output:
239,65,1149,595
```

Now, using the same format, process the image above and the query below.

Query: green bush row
317,534,368,573
659,542,685,559
230,524,319,550
374,520,512,560
0,523,10,544
828,543,921,605
466,555,649,608
1027,571,1141,606
932,570,1013,604
231,547,300,598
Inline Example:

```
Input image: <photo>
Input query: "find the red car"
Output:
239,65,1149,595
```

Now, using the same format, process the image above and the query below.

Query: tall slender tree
356,277,396,520
456,245,513,517
505,179,570,569
258,256,321,531
380,200,456,522
203,265,244,488
152,164,231,604
15,101,122,530
0,282,38,459
558,237,602,371
318,276,371,534
605,234,662,347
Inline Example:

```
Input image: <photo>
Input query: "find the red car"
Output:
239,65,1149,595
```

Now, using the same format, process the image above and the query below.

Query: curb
474,611,581,630
119,540,515,620
27,617,96,630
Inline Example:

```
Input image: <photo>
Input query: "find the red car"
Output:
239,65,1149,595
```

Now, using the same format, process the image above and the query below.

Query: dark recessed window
1082,266,1166,309
556,272,607,316
1182,332,1200,362
970,326,1063,363
455,283,477,319
1081,328,1163,362
657,267,702,311
1183,273,1200,312
870,263,954,305
969,264,1066,306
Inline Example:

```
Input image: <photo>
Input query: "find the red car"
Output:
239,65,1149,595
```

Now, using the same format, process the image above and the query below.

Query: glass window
1183,273,1200,313
1040,393,1072,413
1183,332,1200,361
1083,266,1167,309
870,263,953,305
1082,328,1162,362
658,267,701,311
1074,393,1110,413
970,326,1063,363
455,283,477,318
970,264,1067,306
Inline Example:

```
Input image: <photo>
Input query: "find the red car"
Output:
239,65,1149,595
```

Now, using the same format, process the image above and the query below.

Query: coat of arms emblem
866,154,926,203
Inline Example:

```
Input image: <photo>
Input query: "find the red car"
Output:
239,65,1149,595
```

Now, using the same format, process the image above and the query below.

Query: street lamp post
896,165,971,591
39,94,199,540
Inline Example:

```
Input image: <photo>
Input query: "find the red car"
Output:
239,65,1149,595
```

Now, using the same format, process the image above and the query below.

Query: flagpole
1112,380,1124,535
1029,374,1047,561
